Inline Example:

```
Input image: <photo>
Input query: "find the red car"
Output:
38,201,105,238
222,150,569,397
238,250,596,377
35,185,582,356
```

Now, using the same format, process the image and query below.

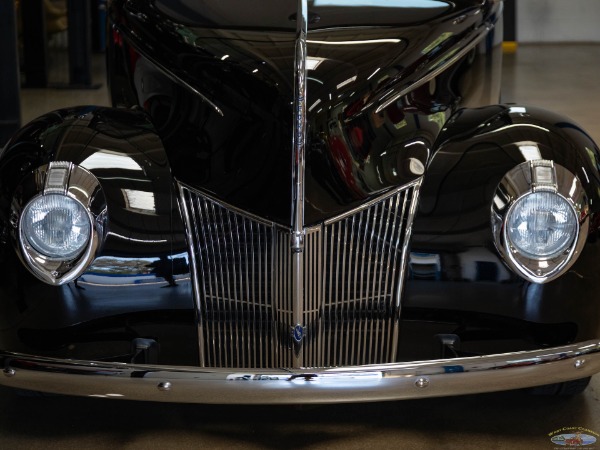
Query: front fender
404,105,600,353
0,107,198,365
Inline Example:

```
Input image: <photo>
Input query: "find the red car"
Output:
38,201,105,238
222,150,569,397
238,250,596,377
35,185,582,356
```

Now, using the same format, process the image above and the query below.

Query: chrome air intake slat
179,182,419,369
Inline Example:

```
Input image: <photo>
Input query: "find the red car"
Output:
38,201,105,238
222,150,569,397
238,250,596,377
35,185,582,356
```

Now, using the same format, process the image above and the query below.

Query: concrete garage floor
2,44,599,449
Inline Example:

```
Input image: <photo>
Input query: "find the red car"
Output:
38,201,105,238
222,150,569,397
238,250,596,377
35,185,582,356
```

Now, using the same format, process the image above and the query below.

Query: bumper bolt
3,368,15,377
574,359,585,369
415,377,430,388
157,381,172,391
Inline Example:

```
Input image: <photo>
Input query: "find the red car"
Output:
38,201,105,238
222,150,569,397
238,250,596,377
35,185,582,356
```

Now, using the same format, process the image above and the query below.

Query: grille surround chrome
178,181,421,369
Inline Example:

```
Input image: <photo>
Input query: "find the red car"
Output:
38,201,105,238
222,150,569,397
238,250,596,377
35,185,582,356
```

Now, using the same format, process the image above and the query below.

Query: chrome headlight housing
14,162,106,285
491,160,588,283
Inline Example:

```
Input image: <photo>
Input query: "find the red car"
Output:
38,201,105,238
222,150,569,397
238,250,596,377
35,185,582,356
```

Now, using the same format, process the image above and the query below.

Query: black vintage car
0,0,599,403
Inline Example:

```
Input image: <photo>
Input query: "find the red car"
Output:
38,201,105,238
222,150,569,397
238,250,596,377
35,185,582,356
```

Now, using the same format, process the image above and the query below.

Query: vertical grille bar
179,182,419,369
180,187,279,368
276,231,292,368
318,188,413,367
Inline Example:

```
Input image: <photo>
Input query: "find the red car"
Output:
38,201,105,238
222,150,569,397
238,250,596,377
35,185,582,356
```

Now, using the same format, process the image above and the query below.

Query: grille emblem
292,324,305,343
291,323,306,357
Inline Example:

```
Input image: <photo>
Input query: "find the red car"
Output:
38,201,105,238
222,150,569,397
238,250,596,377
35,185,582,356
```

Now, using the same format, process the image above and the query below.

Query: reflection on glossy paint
81,150,144,171
122,189,156,214
107,231,168,244
309,99,322,112
87,255,162,275
367,67,381,80
408,247,512,283
490,123,551,135
307,56,326,70
509,106,527,114
581,166,590,184
422,32,454,54
517,141,542,161
409,252,441,280
116,0,502,225
307,38,402,45
81,254,190,287
313,0,449,8
336,76,356,90
493,193,507,210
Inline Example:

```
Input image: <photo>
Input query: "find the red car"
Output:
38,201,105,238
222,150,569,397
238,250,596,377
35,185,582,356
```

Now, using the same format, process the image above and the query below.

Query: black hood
110,0,498,226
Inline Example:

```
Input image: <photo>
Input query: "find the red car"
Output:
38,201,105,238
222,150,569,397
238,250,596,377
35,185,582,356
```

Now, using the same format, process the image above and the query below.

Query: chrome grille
179,183,419,369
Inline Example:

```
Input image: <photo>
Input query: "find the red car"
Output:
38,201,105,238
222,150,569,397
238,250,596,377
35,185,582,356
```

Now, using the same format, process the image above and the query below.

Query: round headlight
506,191,577,259
21,194,91,259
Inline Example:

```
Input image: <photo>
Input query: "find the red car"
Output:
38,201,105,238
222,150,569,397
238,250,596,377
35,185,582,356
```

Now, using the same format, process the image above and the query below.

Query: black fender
0,106,198,365
403,105,600,355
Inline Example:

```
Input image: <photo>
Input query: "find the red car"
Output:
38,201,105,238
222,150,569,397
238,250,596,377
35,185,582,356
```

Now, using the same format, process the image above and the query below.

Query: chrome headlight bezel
13,161,106,285
491,159,589,284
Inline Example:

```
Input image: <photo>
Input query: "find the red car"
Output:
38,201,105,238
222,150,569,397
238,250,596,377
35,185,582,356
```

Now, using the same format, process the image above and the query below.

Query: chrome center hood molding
291,0,309,365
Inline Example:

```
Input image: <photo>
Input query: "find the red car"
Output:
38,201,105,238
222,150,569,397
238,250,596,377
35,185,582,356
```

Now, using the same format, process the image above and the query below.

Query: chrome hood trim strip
291,0,309,367
114,24,224,117
291,0,308,247
1,340,599,404
374,22,493,114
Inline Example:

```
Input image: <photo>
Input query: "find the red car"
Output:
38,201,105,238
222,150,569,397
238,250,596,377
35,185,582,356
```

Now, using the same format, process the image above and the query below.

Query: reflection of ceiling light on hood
122,189,156,214
221,54,229,61
314,0,447,7
307,39,401,45
81,150,143,171
367,67,381,80
493,194,506,210
309,99,322,112
337,76,357,90
518,142,542,161
307,57,326,70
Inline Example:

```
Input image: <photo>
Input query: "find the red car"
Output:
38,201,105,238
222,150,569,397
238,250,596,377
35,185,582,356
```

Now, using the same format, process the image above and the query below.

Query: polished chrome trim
319,185,417,366
178,182,418,368
290,0,309,367
14,162,107,285
491,160,589,283
113,25,224,117
391,181,421,357
177,181,278,228
291,0,308,247
374,23,493,114
43,161,72,195
324,180,421,225
179,184,281,368
177,184,206,366
1,340,599,404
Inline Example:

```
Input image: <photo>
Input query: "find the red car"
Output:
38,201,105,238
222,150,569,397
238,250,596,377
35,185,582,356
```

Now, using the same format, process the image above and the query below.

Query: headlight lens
22,194,91,259
506,191,577,259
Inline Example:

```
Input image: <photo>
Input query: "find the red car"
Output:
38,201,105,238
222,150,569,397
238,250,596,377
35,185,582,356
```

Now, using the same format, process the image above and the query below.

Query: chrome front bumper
1,340,599,404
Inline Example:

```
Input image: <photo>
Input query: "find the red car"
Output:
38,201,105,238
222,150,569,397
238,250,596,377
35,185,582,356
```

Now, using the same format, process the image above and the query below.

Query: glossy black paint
1,0,599,367
404,105,600,352
0,107,198,365
108,0,502,225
